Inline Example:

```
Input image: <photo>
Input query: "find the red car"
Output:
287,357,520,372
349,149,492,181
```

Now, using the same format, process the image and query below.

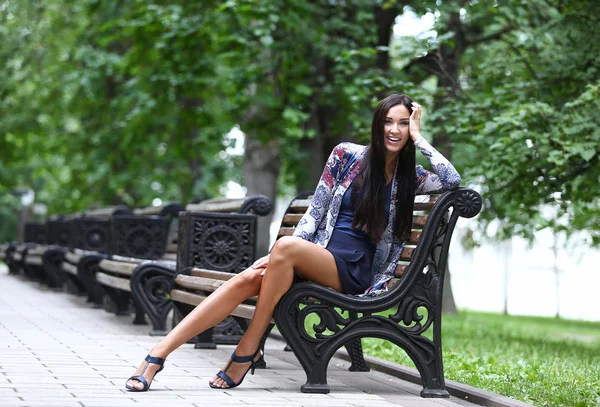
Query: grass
361,310,600,407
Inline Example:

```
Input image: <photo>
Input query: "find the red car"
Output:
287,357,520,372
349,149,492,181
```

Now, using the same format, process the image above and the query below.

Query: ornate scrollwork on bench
110,216,170,260
77,253,108,306
275,188,482,397
40,217,72,289
172,212,258,345
177,213,257,273
3,243,19,274
75,218,110,253
24,222,47,245
131,261,177,336
239,195,273,216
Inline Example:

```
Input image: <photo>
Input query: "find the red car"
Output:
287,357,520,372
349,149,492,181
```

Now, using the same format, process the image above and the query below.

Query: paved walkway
0,265,482,407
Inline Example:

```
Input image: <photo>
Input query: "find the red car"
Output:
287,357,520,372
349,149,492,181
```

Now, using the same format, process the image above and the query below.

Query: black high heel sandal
209,349,261,389
125,354,166,392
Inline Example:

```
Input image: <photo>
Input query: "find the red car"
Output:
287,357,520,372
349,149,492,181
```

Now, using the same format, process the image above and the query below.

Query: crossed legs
126,236,343,390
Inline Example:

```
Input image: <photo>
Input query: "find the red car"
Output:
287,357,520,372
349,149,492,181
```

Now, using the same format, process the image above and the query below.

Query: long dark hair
351,93,416,242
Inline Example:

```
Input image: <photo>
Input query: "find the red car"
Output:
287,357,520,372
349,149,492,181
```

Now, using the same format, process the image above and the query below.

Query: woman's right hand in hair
409,102,423,142
252,255,270,270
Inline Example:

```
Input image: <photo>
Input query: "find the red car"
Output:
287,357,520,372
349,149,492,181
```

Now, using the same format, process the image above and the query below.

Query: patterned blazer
293,137,461,295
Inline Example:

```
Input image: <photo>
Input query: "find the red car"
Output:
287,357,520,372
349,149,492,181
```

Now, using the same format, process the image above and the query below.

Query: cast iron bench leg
131,262,176,335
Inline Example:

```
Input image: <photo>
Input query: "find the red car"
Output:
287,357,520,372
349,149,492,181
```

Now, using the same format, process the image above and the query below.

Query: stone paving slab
0,265,483,407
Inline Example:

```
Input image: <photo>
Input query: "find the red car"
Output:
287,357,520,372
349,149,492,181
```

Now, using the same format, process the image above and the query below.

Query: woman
125,93,461,392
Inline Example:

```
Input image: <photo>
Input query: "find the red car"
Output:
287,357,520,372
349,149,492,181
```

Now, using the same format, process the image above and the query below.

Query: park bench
11,221,48,281
91,201,184,323
96,195,273,332
18,214,81,290
39,213,84,290
0,242,18,274
167,187,482,397
59,205,132,298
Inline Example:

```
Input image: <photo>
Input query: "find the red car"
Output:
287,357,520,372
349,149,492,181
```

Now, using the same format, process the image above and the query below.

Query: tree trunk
442,259,458,314
434,12,465,315
243,136,281,257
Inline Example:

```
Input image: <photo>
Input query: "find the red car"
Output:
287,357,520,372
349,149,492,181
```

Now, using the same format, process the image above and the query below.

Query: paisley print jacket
292,137,461,295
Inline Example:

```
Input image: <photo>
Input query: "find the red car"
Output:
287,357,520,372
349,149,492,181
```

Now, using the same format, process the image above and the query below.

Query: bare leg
211,236,342,388
126,266,264,390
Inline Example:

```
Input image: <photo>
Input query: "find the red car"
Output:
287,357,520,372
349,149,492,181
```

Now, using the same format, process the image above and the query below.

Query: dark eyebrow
385,116,410,120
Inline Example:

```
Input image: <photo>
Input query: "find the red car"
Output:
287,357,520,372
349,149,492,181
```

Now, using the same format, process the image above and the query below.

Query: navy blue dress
326,182,393,295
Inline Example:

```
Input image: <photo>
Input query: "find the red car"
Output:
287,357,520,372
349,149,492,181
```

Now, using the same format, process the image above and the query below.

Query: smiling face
383,104,411,159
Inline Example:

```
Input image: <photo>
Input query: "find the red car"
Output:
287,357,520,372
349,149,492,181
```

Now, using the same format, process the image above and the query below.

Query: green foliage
0,195,20,242
1,1,236,214
1,0,599,245
395,0,600,244
363,311,600,407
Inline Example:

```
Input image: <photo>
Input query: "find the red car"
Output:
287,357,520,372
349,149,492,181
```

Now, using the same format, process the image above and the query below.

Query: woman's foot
125,354,166,392
209,348,262,389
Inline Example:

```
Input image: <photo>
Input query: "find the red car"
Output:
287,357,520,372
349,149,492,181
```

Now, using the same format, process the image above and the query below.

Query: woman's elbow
446,172,461,190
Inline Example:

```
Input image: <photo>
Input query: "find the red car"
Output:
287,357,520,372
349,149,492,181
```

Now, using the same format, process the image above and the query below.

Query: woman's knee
235,267,263,290
271,236,301,260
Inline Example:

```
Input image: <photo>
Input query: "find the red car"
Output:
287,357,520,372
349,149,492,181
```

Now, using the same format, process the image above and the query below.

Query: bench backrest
47,216,73,247
23,222,47,245
70,206,132,252
276,192,440,278
176,195,273,273
109,202,185,260
184,195,273,215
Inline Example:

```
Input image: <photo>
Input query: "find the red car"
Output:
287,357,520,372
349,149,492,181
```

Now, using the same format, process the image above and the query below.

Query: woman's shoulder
331,142,367,158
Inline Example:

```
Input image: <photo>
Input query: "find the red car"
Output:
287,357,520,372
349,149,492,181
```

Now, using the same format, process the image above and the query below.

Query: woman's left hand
252,254,270,270
409,102,423,142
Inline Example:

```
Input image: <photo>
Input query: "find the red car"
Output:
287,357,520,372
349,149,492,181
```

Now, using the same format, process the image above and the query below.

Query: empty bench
10,221,48,282
92,202,184,323
60,205,132,299
97,195,273,333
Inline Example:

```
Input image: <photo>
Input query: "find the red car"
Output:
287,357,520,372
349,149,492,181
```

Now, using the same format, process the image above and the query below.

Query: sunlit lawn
362,311,600,407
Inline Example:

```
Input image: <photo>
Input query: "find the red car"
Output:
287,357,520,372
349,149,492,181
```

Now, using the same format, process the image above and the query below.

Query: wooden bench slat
185,198,247,213
161,253,177,262
109,255,145,264
133,205,169,216
175,275,227,292
12,253,22,261
286,196,435,217
171,290,265,321
279,227,423,242
413,215,427,228
189,268,235,281
73,248,101,257
277,227,296,238
85,206,127,216
289,199,312,213
96,272,131,292
61,262,78,276
394,264,407,277
281,215,427,230
175,274,258,300
400,247,414,262
408,231,421,245
99,260,137,277
25,255,43,266
282,213,304,225
65,252,83,263
414,195,439,210
27,246,48,256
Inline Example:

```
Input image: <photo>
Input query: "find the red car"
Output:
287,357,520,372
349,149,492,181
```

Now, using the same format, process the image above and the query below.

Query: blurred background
1,0,599,320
